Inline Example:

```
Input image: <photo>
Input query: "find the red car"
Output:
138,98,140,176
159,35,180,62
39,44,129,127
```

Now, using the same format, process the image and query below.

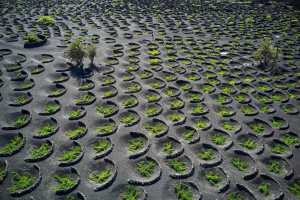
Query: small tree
85,44,97,66
65,38,86,72
254,38,280,70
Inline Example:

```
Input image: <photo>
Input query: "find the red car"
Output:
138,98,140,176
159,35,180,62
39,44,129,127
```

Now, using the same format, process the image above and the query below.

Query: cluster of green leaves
96,104,117,116
36,123,56,137
227,192,244,200
205,170,222,186
93,139,111,153
128,138,145,152
96,122,116,135
24,32,40,43
8,172,35,193
68,109,82,119
65,126,86,139
120,112,138,125
240,138,257,150
44,102,60,114
198,149,215,161
211,133,227,145
53,175,77,192
30,143,51,159
289,181,300,198
136,160,156,177
174,183,193,200
14,114,29,128
258,183,270,196
143,121,167,135
121,186,140,200
73,94,94,105
168,159,187,173
0,135,23,155
254,38,280,67
231,158,249,172
58,146,81,162
266,160,282,174
88,168,112,183
37,16,55,25
163,142,174,155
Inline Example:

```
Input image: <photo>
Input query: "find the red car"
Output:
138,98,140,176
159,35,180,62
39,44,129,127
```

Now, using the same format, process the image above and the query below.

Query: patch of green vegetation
191,104,206,115
58,146,81,162
0,135,23,155
145,93,160,102
271,143,288,154
145,105,160,117
13,114,29,128
43,102,60,114
182,129,195,142
8,172,36,193
199,84,214,93
215,94,230,104
288,180,300,199
103,90,115,98
205,170,222,186
15,95,30,105
0,166,5,182
258,183,270,196
96,104,117,116
266,160,282,174
227,192,244,200
37,16,55,25
128,138,145,152
217,106,234,117
168,159,187,173
198,149,215,160
49,88,65,97
194,119,209,129
187,92,202,102
240,105,256,115
260,104,273,113
143,121,167,135
65,126,86,139
30,143,51,159
281,134,299,146
53,175,77,192
127,82,141,92
163,142,174,155
222,121,238,132
79,81,94,90
167,113,184,123
271,118,285,129
36,123,56,136
174,183,193,200
249,122,265,135
122,97,138,108
93,139,111,153
24,32,40,44
73,94,94,105
95,122,116,135
240,138,257,150
164,88,178,97
120,112,138,125
136,160,156,177
88,168,112,183
231,158,248,172
169,98,184,109
121,186,140,200
211,133,227,146
68,109,82,119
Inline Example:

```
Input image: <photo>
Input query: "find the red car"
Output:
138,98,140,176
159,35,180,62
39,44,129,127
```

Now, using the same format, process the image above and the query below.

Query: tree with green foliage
254,38,280,71
85,44,97,66
65,38,86,72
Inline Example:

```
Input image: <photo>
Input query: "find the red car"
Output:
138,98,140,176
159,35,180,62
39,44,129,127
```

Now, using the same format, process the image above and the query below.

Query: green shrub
37,16,55,25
